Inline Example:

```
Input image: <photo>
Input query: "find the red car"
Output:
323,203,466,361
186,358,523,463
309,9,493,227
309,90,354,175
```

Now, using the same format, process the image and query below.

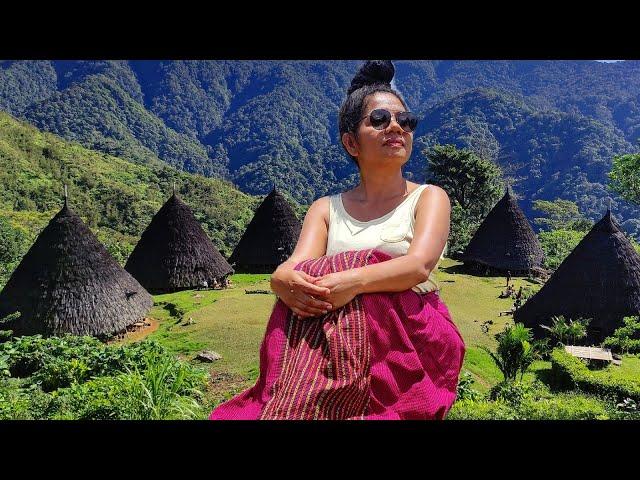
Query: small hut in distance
125,187,234,293
0,187,153,337
514,208,640,343
461,186,544,274
229,187,302,273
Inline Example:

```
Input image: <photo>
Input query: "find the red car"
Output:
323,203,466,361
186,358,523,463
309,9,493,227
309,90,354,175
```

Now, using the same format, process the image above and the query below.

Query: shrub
0,378,56,420
603,316,640,354
518,393,610,420
446,398,520,420
489,380,539,406
455,371,481,402
481,323,535,382
52,376,131,420
112,352,208,420
447,390,610,420
32,357,92,392
540,315,590,347
0,334,168,381
0,334,210,419
550,348,640,403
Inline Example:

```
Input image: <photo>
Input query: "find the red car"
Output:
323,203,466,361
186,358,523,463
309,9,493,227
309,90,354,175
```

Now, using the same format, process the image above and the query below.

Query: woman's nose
386,116,404,133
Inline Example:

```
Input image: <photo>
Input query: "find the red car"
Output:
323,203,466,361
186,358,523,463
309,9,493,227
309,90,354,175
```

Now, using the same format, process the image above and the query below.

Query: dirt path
108,317,160,344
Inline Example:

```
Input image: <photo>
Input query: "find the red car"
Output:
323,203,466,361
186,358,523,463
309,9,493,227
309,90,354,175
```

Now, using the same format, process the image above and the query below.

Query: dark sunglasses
358,109,419,133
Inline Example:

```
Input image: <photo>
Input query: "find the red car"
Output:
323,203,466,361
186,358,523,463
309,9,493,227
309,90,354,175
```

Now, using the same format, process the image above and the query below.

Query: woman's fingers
297,273,331,297
293,290,332,312
292,298,328,317
300,280,331,298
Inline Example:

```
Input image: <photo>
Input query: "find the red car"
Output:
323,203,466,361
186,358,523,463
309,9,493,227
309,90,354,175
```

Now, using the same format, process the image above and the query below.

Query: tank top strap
409,184,431,229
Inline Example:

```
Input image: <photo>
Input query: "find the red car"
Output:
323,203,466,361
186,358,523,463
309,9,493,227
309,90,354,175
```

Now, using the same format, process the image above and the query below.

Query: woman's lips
384,140,404,147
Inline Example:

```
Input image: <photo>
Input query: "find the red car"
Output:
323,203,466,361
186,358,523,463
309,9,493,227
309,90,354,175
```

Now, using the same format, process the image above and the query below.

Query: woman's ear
341,132,359,158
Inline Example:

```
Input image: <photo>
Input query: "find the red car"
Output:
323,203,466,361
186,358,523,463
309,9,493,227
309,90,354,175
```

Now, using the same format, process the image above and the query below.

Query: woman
210,60,465,420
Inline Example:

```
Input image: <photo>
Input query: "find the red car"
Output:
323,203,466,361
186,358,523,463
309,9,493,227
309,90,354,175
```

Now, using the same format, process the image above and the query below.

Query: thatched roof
229,188,301,273
461,187,544,272
514,210,640,340
0,203,153,337
125,192,233,292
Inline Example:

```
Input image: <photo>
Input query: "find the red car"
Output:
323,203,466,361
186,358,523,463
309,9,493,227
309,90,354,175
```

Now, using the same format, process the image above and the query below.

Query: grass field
121,257,557,407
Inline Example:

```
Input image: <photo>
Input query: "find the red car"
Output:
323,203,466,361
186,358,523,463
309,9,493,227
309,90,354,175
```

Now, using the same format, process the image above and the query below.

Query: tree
533,199,591,232
0,217,27,288
423,144,503,253
538,229,587,270
609,153,640,204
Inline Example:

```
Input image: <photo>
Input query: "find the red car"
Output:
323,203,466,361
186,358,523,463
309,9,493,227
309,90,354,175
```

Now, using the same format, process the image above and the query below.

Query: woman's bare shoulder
416,184,450,211
307,195,331,227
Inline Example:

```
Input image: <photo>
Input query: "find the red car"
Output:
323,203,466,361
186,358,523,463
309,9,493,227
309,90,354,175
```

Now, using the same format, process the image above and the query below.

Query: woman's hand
271,265,333,320
310,270,363,311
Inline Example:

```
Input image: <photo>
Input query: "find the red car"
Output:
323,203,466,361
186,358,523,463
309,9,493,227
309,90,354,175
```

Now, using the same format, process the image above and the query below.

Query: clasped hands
273,268,362,320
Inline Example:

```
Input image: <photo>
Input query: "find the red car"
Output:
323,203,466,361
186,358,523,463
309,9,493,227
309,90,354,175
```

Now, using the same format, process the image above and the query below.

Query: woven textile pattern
209,249,465,420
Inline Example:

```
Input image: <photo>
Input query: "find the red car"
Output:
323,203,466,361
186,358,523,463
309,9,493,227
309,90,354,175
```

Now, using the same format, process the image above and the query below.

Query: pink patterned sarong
209,249,465,420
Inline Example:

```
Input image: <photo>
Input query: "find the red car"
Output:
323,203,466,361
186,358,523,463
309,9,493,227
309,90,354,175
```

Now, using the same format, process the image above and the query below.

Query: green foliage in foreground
603,316,640,354
449,392,612,420
480,323,535,382
550,348,640,404
0,334,208,420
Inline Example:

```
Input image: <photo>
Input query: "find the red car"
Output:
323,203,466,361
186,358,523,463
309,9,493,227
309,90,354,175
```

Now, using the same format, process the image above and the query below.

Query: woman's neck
353,169,408,203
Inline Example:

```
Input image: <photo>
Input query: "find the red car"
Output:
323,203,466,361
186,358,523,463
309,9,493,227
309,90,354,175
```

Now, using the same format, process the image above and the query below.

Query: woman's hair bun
347,60,395,96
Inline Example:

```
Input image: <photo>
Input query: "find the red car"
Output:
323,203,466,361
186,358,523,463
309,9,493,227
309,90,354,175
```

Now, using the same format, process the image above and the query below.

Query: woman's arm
270,197,334,318
312,186,450,304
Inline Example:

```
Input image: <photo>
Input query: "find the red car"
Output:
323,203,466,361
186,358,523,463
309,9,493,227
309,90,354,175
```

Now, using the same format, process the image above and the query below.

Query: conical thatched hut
229,187,302,273
514,209,640,342
461,187,544,273
0,202,153,337
125,192,233,293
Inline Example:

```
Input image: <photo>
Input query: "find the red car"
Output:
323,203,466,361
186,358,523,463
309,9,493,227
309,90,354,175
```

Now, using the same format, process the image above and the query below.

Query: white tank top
326,184,445,293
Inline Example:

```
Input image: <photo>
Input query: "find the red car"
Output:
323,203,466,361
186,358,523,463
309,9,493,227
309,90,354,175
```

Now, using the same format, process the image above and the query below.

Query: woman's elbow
415,265,431,284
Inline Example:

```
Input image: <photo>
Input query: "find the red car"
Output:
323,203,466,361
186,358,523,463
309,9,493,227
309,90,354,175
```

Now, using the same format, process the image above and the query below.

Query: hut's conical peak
124,193,233,292
229,189,302,272
514,209,640,340
461,188,544,271
0,205,153,336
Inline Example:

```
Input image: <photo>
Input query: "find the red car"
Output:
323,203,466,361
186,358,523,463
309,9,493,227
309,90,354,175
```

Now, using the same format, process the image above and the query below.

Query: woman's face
344,91,413,169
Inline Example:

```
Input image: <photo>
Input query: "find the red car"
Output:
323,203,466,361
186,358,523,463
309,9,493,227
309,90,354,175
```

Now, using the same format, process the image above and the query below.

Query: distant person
210,60,464,421
506,270,512,287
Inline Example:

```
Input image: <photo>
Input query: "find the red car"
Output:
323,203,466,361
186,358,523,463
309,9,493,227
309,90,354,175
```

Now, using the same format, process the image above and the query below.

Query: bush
518,393,610,420
0,378,56,420
550,348,640,403
481,323,536,382
111,352,208,420
52,376,134,420
447,390,610,420
541,315,590,347
0,334,210,419
446,399,520,420
603,316,640,354
489,380,540,406
0,334,167,381
456,371,482,402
